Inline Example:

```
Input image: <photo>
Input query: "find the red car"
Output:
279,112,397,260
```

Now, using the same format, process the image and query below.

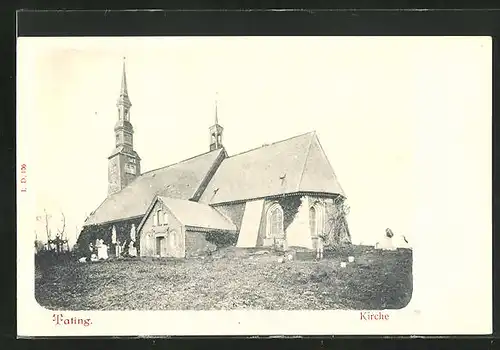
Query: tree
42,210,70,254
325,196,352,246
57,212,66,240
43,208,52,241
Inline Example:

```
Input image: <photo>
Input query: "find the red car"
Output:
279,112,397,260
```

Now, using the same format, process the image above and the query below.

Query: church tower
108,57,141,196
209,98,224,151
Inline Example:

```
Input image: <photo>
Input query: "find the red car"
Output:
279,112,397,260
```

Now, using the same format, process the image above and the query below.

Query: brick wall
185,230,217,257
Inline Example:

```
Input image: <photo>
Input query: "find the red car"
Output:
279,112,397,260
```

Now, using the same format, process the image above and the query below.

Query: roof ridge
190,148,227,201
160,196,199,204
159,196,236,230
160,196,215,207
140,148,224,176
226,130,315,159
296,132,315,192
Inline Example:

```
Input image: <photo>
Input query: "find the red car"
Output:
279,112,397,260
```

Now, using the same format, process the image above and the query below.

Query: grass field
35,245,412,310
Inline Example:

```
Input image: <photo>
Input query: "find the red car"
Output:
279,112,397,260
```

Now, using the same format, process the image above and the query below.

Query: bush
205,230,237,248
35,250,75,270
324,242,353,258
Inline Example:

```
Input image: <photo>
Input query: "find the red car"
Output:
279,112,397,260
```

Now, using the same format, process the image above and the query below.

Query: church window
309,202,324,237
125,163,136,174
266,203,284,238
309,206,317,236
156,209,162,226
153,209,162,226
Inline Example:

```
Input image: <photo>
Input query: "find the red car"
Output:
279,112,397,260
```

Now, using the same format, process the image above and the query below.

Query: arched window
266,203,284,238
163,211,168,226
154,209,162,226
309,202,325,237
157,209,162,226
309,206,317,236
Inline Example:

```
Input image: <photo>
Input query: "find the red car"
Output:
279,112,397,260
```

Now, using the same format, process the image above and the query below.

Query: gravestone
96,239,109,260
129,241,137,257
115,240,122,257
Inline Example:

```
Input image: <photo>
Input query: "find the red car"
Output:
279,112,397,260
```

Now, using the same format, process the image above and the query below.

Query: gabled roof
198,131,345,205
154,196,236,231
84,148,226,226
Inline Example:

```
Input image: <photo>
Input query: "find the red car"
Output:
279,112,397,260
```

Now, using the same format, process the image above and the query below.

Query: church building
78,59,351,258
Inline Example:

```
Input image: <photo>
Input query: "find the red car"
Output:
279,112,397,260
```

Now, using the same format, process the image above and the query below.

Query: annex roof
156,196,236,231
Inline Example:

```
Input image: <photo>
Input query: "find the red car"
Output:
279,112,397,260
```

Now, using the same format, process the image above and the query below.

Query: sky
17,36,491,247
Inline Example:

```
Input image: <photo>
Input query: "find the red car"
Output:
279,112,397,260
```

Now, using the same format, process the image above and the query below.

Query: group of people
87,238,138,261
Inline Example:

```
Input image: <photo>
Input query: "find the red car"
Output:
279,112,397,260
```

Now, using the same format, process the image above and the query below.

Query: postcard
17,36,492,337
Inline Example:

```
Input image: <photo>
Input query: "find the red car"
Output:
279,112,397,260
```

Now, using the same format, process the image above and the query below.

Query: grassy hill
35,245,412,310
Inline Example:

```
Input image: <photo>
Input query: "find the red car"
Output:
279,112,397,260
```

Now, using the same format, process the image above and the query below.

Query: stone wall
185,230,217,257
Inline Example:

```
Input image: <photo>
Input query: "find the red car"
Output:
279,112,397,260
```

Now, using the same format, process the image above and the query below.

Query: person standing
315,234,325,260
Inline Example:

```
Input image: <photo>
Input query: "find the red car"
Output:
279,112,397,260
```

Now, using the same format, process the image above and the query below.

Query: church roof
198,131,345,205
84,148,226,226
155,196,236,231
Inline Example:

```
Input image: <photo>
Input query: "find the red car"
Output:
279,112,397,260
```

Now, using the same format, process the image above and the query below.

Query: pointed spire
117,56,131,108
120,57,128,97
